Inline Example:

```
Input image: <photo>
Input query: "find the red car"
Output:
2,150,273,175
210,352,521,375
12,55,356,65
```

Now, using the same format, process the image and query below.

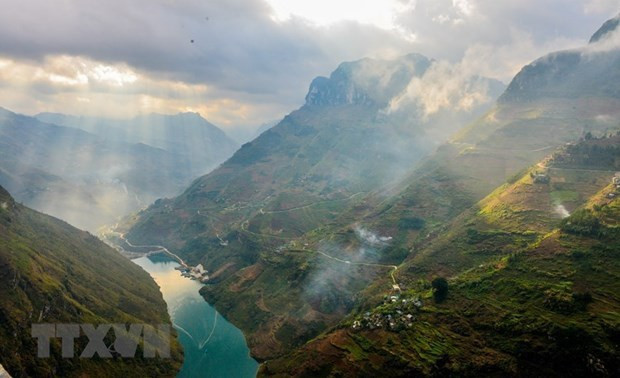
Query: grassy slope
0,186,182,377
370,97,620,233
260,138,620,377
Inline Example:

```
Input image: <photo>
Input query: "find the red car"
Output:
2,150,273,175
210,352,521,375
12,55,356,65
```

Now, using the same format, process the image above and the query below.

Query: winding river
133,254,258,378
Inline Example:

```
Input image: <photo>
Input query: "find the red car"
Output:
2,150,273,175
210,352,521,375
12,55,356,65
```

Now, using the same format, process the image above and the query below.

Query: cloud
0,0,616,126
0,0,415,95
0,55,284,126
393,0,615,80
0,0,417,126
266,0,403,29
452,0,474,16
354,226,392,247
585,0,620,15
388,60,494,117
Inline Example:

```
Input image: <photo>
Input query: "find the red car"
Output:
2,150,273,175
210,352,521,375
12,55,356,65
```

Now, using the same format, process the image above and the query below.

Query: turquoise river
133,255,259,378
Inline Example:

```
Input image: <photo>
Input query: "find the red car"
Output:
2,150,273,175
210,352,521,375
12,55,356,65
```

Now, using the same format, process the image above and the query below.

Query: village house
177,264,209,282
531,171,550,184
613,173,620,187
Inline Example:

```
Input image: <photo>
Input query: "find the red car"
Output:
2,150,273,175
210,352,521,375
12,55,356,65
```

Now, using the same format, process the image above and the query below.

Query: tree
560,209,602,236
432,277,449,303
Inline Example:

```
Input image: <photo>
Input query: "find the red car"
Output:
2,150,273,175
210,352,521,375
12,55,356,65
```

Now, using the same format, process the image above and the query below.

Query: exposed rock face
305,54,431,107
305,75,372,107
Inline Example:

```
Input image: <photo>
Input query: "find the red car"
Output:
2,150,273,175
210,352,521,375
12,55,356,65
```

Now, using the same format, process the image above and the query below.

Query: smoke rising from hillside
354,226,392,247
303,226,394,312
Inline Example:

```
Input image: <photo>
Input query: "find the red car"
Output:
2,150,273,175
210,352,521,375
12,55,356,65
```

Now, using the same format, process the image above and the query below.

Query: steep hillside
119,54,503,358
257,26,620,371
123,53,503,256
236,35,620,361
0,185,182,377
125,54,502,250
122,25,620,363
119,18,620,369
361,23,620,244
262,137,620,377
0,108,213,231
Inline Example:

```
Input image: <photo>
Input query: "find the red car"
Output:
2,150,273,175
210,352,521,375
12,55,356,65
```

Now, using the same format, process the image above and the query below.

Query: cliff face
305,54,431,107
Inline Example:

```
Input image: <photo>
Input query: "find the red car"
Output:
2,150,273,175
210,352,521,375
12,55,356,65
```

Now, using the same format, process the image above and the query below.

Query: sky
0,0,618,134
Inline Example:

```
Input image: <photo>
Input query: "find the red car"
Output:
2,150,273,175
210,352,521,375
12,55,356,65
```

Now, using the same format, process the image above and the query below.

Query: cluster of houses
176,264,210,283
352,295,423,332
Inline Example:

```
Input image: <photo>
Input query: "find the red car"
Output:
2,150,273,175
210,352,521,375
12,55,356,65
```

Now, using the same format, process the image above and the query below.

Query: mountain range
0,109,237,231
116,15,620,376
0,12,619,378
35,112,238,176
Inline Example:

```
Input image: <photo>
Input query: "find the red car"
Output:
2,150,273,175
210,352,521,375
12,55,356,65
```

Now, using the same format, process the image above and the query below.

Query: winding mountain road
315,249,398,285
117,233,188,267
259,192,365,215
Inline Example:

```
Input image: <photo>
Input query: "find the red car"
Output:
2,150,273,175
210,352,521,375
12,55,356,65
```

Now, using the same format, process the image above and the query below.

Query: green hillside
261,136,620,377
197,68,620,362
0,185,182,377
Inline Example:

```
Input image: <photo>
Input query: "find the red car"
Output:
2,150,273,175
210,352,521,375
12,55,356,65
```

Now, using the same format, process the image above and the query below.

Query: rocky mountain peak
590,13,620,44
305,53,431,107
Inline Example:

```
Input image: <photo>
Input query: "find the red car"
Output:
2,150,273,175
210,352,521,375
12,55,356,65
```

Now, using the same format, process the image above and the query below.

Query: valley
1,5,619,378
0,109,238,232
116,17,620,375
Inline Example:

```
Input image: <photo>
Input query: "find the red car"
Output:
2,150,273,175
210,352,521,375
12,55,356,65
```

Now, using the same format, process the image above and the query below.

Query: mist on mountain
0,109,237,231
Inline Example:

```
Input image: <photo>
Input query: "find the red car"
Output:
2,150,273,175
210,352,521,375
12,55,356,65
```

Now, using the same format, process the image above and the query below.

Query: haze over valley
0,1,619,377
